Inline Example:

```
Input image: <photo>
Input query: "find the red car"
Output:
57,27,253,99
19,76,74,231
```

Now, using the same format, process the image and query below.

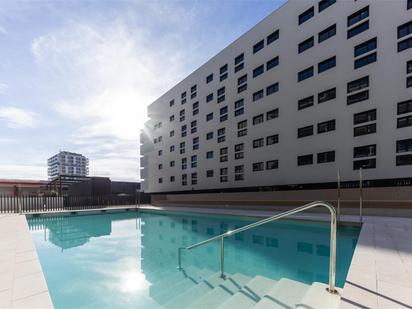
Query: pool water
28,211,359,308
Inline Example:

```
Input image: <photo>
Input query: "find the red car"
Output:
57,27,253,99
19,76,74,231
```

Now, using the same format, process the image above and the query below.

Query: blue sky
0,0,286,181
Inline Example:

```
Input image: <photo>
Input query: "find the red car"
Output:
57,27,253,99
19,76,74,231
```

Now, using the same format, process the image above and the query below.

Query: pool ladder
177,201,338,294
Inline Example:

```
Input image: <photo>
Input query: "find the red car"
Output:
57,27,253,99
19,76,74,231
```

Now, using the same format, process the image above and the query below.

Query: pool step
296,282,342,309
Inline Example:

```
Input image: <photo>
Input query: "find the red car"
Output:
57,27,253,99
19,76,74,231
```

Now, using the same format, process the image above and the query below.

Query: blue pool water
28,211,359,308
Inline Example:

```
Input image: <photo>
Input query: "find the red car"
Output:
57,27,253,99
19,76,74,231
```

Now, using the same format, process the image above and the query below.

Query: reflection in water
28,211,359,309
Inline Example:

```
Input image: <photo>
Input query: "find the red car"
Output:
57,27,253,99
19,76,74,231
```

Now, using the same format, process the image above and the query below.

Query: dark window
217,87,225,96
220,106,228,115
206,74,213,83
317,151,335,163
217,96,225,104
266,56,279,70
235,63,244,73
206,151,213,159
347,76,369,93
354,109,376,124
408,76,412,88
354,123,376,136
206,93,213,103
266,109,279,120
409,0,412,10
397,154,412,166
220,64,228,75
407,59,412,73
354,38,377,57
318,24,336,43
169,99,175,107
253,40,264,54
397,138,412,153
181,92,186,99
266,160,279,170
398,115,412,128
347,21,369,39
206,132,213,140
398,21,412,39
298,125,314,138
235,54,244,65
267,134,279,145
253,114,264,125
218,128,225,136
170,176,175,182
318,88,336,103
318,56,336,73
253,90,264,102
267,30,279,45
354,52,377,69
348,6,369,27
253,162,264,172
266,83,279,95
238,120,247,129
253,138,264,148
253,65,264,78
347,90,369,105
399,38,412,52
206,113,213,121
298,95,314,110
206,170,214,177
238,75,247,85
220,73,227,82
298,154,313,166
318,119,336,133
298,37,314,53
353,158,376,170
299,7,314,25
354,144,376,158
319,0,336,12
298,66,314,82
398,99,412,115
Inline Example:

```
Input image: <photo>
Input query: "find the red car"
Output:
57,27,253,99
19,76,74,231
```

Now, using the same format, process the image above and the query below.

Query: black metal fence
0,195,144,214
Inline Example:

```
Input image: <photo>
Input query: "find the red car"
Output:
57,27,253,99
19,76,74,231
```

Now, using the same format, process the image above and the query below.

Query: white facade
140,0,412,194
47,151,89,179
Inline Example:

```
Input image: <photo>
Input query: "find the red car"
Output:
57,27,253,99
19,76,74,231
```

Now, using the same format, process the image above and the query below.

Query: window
238,120,247,137
354,123,376,136
253,65,264,78
266,109,279,120
170,115,174,122
318,24,336,43
318,88,336,103
238,75,247,86
206,113,213,121
299,7,314,25
347,90,369,105
218,96,225,104
398,21,412,39
409,0,412,10
398,115,412,128
398,99,412,114
266,160,278,170
298,95,314,110
181,158,187,170
253,114,264,125
234,99,244,116
234,165,244,181
353,159,376,170
266,56,279,70
180,142,185,154
267,134,279,145
234,143,244,160
182,174,187,186
220,64,228,75
397,138,412,153
354,38,377,57
347,6,369,27
206,93,213,103
253,162,264,172
206,151,214,159
318,56,336,73
318,119,336,133
169,99,175,107
238,84,247,93
191,155,198,168
298,37,314,53
298,66,314,82
298,154,313,166
217,127,225,143
319,0,336,12
347,76,369,93
206,132,213,140
266,83,279,95
170,176,175,182
170,130,175,137
181,125,187,138
217,87,225,96
170,145,175,152
170,161,175,167
191,120,197,134
192,101,199,115
398,38,412,52
158,149,162,156
253,138,264,148
354,52,377,69
347,21,369,39
267,30,279,45
220,73,227,82
253,40,264,54
158,163,163,170
298,125,314,138
235,53,244,65
191,173,197,185
206,74,213,83
158,178,163,184
397,154,412,166
408,76,412,88
318,151,335,163
253,90,264,102
354,144,376,159
354,109,376,124
206,170,214,177
220,168,228,183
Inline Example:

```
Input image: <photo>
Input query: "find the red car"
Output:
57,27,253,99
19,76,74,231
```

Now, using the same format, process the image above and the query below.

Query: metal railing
177,200,338,294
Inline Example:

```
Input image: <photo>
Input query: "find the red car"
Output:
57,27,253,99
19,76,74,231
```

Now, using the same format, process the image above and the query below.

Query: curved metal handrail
177,200,338,294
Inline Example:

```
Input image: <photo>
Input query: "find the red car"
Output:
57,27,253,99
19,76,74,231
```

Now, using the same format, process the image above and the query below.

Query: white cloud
0,164,46,180
0,82,7,94
0,106,38,128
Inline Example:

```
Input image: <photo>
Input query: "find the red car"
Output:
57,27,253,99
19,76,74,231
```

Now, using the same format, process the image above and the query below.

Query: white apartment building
140,0,412,195
47,151,89,180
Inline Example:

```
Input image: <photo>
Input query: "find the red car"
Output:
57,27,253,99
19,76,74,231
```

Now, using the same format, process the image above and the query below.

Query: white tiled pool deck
1,206,412,309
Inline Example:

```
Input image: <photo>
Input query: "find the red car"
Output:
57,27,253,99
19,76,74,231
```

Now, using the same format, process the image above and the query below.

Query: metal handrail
177,200,338,294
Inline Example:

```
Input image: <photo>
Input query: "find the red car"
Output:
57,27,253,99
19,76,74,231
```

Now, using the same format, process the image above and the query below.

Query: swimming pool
28,211,359,308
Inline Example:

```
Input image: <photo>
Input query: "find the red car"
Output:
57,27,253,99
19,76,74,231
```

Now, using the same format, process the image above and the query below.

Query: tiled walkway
0,214,53,309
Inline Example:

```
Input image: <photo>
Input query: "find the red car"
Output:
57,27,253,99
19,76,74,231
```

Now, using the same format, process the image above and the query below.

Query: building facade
140,0,412,194
47,151,89,180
